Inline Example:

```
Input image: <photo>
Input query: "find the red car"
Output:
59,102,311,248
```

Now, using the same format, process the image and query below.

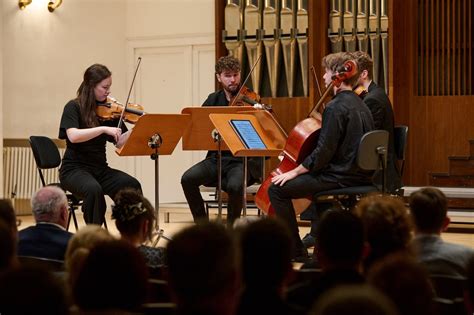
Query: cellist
268,52,375,261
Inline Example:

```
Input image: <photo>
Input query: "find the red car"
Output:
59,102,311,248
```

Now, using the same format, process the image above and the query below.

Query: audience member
409,187,474,278
64,225,114,290
18,186,73,261
309,284,399,315
236,217,302,315
72,239,148,313
287,210,366,312
355,194,413,271
0,219,17,272
466,257,474,314
167,222,240,315
368,253,436,315
0,266,69,315
112,188,166,267
0,199,18,236
0,200,18,272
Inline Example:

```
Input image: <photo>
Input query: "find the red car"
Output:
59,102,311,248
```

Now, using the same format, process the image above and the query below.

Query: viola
229,86,261,107
353,84,368,98
96,97,145,124
255,60,358,215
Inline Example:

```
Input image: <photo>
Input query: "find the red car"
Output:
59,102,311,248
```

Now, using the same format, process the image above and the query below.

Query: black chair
430,275,468,315
394,125,408,177
311,130,390,210
28,136,84,231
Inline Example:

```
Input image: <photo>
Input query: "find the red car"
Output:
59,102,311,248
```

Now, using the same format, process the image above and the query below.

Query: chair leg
71,208,79,231
66,210,72,231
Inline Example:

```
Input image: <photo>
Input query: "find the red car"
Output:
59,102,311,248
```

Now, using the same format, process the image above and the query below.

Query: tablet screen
229,119,266,149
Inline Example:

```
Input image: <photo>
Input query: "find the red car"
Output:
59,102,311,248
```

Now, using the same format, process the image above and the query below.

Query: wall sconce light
18,0,63,12
48,0,63,12
18,0,32,10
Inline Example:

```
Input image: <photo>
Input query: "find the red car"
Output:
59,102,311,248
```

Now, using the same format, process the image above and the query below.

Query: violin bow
117,57,142,130
229,54,262,107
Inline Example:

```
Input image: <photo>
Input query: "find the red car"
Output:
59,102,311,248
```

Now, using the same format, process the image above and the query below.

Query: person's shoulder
63,99,80,112
18,225,35,234
203,90,225,106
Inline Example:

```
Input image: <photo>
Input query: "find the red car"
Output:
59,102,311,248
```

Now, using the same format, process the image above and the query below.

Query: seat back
357,130,389,171
394,125,409,176
29,136,62,186
18,255,65,272
430,275,468,315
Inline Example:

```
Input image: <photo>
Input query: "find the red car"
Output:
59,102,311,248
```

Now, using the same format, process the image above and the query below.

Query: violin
95,97,145,124
255,60,358,215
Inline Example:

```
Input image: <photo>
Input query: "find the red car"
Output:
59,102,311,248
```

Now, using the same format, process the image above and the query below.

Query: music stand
209,111,287,215
117,114,191,244
181,106,259,220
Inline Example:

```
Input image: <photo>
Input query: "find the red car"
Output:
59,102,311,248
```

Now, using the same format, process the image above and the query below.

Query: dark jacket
301,90,375,186
18,223,73,261
363,82,402,192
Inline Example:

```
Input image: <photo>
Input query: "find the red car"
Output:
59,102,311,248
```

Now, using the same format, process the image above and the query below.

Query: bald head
31,186,68,227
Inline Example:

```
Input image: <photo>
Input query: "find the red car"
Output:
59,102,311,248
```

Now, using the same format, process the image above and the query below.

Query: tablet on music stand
229,119,267,149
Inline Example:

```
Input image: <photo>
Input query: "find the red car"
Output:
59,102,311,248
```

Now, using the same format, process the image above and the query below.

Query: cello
255,60,358,214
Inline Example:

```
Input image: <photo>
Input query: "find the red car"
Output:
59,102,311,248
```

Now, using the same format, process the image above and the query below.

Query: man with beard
181,56,261,227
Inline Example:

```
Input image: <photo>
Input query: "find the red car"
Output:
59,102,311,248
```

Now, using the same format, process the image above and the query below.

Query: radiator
3,145,65,215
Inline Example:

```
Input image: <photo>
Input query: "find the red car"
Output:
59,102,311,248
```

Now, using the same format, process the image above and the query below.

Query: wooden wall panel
392,0,474,186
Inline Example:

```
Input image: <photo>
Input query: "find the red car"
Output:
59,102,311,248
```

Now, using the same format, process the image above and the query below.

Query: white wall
1,0,216,203
2,0,127,139
125,0,214,38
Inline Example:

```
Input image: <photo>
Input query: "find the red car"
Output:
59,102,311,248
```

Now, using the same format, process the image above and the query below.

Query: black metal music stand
116,114,191,245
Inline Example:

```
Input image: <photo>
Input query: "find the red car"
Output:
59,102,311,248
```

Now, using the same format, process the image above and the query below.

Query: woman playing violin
268,52,375,261
59,64,141,225
181,56,262,227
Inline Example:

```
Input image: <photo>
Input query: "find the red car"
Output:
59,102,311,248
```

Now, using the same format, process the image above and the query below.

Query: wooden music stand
209,111,287,215
181,106,258,151
116,114,191,243
181,106,261,220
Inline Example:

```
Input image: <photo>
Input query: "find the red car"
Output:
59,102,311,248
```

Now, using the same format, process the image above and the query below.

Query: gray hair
31,186,67,222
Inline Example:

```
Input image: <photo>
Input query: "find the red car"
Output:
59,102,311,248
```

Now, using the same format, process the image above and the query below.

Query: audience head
409,187,449,234
0,200,18,271
466,256,474,313
368,253,436,315
355,195,413,269
0,266,69,315
316,209,366,270
31,186,68,228
73,239,148,312
239,217,293,291
0,219,16,272
167,222,240,314
65,225,114,286
112,188,155,244
0,199,18,235
310,284,399,315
